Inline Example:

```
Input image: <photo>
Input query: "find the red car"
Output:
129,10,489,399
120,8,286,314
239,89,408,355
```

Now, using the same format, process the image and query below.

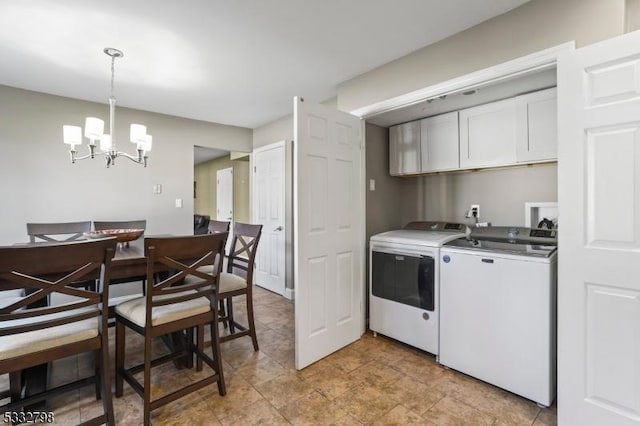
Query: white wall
0,85,252,245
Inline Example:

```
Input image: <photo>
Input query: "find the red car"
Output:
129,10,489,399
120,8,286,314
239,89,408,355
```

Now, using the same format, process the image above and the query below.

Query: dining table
6,236,191,411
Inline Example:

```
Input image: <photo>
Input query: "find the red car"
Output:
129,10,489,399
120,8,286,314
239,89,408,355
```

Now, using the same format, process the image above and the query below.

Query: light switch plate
369,179,376,191
175,198,183,208
153,184,162,194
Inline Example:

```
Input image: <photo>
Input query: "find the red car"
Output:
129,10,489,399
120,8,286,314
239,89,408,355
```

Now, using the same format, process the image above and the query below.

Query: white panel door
252,142,286,296
558,31,640,426
216,167,233,222
294,96,364,369
459,97,518,168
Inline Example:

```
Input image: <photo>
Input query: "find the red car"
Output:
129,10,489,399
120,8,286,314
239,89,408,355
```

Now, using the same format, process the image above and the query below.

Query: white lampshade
100,134,112,151
141,134,152,152
85,117,104,143
63,125,82,146
130,124,147,144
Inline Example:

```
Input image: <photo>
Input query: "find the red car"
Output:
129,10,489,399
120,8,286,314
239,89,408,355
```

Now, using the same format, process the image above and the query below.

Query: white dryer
369,221,467,355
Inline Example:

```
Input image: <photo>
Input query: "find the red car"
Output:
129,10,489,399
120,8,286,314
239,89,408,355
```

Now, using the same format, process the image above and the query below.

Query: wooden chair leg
219,299,228,328
185,328,194,369
94,349,102,400
227,298,235,333
115,321,125,397
143,333,152,426
99,334,115,425
196,325,204,372
208,318,226,396
9,371,22,406
246,293,259,351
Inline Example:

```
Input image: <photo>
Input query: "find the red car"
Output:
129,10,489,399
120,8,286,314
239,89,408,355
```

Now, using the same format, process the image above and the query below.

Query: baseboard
285,287,295,300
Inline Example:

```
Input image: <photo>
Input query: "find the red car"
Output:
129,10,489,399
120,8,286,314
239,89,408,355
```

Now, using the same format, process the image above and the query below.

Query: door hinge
254,166,256,173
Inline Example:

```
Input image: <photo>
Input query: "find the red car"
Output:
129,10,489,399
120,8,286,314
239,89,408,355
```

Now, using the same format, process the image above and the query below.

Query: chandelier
62,48,152,167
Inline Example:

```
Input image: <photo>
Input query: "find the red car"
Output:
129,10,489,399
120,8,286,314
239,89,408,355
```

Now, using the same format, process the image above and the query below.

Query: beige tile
424,395,495,426
253,372,317,409
392,351,446,384
33,286,556,426
234,355,290,385
347,360,405,388
383,375,445,415
373,404,436,426
334,383,398,424
532,406,558,426
219,399,289,426
302,370,358,401
279,391,351,425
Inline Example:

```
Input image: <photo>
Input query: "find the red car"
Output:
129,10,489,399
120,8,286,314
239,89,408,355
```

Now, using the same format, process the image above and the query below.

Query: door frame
251,140,288,298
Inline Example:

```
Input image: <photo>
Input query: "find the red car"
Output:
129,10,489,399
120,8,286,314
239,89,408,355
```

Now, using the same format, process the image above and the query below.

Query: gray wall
337,0,626,112
0,85,252,245
410,164,558,227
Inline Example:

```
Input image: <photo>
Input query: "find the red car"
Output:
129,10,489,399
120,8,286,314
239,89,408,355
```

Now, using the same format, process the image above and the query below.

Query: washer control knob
422,312,430,320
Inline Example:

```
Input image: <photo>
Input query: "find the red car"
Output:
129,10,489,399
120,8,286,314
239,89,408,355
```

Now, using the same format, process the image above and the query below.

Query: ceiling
194,146,229,165
0,0,530,129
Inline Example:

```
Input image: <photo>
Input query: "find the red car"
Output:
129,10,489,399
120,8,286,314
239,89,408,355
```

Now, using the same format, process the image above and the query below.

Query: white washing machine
439,226,557,407
369,221,467,355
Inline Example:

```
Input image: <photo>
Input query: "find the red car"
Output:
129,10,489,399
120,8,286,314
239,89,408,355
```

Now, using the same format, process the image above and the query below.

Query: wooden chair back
227,223,262,285
94,219,146,231
208,220,230,234
144,233,227,322
0,238,117,359
26,221,91,243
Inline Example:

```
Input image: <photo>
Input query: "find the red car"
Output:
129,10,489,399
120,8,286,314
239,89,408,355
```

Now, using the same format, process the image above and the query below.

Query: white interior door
294,96,364,370
558,31,640,426
252,141,286,296
216,167,233,223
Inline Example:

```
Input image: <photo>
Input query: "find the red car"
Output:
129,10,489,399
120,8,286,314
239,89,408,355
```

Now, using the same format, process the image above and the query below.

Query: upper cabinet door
389,121,421,175
420,111,459,172
516,87,558,162
459,97,519,169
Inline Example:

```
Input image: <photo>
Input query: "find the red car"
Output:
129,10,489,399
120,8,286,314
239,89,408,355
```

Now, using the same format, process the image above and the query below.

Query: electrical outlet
471,204,480,219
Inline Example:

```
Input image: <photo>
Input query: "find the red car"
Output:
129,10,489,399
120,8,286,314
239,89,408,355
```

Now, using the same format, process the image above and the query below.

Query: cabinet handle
481,258,494,264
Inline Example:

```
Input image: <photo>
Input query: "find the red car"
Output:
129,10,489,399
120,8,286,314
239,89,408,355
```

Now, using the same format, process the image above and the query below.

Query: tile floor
2,286,557,425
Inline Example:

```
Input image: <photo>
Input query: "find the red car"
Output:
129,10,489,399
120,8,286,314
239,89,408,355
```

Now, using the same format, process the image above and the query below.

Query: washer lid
370,229,467,247
444,237,557,258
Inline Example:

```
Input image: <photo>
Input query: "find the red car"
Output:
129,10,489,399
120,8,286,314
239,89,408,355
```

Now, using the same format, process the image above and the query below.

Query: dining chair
218,222,262,350
26,221,92,243
26,221,96,292
94,219,147,308
208,220,230,234
0,238,117,425
114,233,227,426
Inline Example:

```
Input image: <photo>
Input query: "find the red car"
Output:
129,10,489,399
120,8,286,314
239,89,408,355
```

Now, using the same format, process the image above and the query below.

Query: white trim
253,139,286,155
349,42,576,119
285,287,295,300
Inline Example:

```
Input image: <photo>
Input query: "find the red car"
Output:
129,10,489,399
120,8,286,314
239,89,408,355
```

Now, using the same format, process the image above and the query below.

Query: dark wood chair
0,238,117,425
26,221,91,242
114,233,227,426
208,220,230,234
218,222,262,350
27,221,97,293
94,220,147,310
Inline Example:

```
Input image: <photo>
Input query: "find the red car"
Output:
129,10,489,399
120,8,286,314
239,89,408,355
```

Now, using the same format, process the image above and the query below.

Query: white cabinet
516,87,557,162
459,97,519,169
420,111,459,172
389,121,420,175
389,87,557,176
